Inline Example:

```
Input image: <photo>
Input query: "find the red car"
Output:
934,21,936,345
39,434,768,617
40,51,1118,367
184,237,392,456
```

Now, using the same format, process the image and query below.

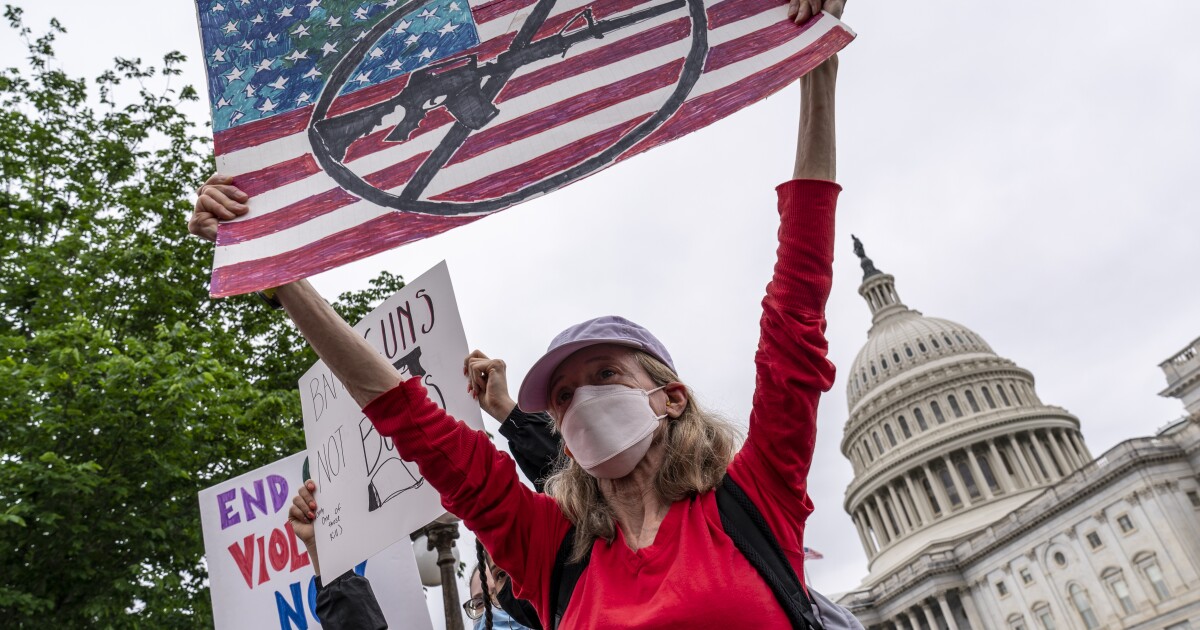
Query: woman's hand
787,0,845,25
189,173,249,243
288,479,322,576
464,350,518,421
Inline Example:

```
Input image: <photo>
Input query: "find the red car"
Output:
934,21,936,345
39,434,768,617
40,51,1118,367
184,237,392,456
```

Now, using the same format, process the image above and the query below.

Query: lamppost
413,515,464,630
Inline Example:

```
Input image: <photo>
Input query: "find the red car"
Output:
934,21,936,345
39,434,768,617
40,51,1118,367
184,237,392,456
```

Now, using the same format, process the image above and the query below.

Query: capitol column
941,454,972,508
957,587,985,630
1044,428,1071,475
1055,429,1083,469
965,447,994,500
902,472,933,523
922,462,952,516
1010,434,1040,484
886,483,912,532
935,592,960,630
1029,430,1058,480
918,601,938,630
986,439,1016,493
865,499,890,546
899,481,924,527
853,512,874,556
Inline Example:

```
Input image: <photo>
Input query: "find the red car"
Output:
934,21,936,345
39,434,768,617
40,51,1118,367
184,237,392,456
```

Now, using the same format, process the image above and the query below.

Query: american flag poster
195,0,854,297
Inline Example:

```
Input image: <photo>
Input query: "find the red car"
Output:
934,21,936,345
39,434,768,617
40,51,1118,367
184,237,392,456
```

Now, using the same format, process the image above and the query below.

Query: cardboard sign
192,0,854,296
300,260,483,580
199,452,434,630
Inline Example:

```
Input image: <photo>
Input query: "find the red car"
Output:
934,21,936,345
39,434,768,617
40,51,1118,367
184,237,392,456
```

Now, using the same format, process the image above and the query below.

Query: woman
193,1,845,626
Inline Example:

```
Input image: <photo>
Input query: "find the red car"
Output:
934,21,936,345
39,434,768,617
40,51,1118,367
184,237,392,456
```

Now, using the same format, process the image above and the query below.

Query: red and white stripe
210,0,853,296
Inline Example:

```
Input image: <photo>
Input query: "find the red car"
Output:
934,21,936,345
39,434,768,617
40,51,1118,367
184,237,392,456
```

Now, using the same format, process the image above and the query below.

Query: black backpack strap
717,474,824,630
547,525,592,630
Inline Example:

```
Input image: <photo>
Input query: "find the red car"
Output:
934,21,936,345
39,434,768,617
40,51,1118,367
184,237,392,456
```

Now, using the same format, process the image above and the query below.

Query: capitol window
1007,614,1027,630
1117,514,1134,533
1085,532,1102,549
931,336,940,349
913,408,928,430
1053,551,1068,567
965,390,980,413
905,345,913,357
1103,568,1137,615
1187,490,1200,508
1069,584,1100,630
918,341,927,352
1136,555,1171,601
1020,568,1034,584
948,395,963,418
1032,603,1056,630
898,416,911,438
885,424,897,447
996,580,1009,597
931,401,946,424
982,386,997,408
998,385,1011,406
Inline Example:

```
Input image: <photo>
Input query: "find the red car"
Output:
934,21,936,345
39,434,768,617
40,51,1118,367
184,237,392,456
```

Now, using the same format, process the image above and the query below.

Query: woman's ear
663,382,689,419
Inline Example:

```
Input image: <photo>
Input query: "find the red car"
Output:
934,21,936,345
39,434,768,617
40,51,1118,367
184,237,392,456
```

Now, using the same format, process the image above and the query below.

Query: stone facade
835,245,1200,630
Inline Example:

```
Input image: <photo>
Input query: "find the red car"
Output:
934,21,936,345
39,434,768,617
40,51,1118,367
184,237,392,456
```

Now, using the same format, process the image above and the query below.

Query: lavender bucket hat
517,316,676,413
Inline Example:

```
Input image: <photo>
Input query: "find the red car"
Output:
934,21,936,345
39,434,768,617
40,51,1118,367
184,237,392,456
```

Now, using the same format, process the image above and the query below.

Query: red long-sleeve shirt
364,180,839,629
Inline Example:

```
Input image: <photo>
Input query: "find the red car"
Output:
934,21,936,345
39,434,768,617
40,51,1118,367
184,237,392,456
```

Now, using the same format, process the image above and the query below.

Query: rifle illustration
312,0,686,162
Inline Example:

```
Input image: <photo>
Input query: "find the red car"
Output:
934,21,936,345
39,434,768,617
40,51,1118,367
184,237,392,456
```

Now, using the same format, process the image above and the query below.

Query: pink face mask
561,384,666,479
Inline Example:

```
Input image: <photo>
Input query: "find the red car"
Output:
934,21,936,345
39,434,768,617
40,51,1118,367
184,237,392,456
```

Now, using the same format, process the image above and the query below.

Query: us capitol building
834,239,1200,630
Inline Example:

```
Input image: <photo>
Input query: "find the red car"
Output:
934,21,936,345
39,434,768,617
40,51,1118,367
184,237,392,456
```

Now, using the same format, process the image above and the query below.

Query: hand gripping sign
300,261,483,580
193,0,854,296
199,452,434,630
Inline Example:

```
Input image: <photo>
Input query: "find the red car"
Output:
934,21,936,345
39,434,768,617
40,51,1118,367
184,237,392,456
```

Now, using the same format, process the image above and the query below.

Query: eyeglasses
463,595,487,620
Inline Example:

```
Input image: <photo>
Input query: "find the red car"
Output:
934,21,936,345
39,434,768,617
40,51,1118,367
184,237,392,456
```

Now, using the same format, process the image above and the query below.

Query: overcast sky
8,0,1200,611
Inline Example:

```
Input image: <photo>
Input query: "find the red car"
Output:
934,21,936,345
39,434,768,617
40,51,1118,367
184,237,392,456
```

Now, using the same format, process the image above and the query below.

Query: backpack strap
716,474,824,630
548,525,591,630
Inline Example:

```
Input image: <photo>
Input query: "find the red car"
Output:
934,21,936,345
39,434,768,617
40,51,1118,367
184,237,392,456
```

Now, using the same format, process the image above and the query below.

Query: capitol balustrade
1159,336,1199,382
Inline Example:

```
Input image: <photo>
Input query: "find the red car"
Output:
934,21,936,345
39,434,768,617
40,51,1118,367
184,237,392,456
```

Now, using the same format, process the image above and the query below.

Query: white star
212,3,225,12
286,49,308,62
352,71,371,84
322,42,339,57
254,57,275,71
251,13,264,24
393,19,412,34
292,24,310,38
240,40,254,51
306,0,321,8
327,16,342,28
269,76,289,90
245,84,256,98
417,47,435,61
418,8,437,19
215,97,231,109
355,30,370,41
224,66,245,82
405,34,419,45
384,0,398,7
265,32,280,44
212,48,227,62
386,59,405,71
239,0,249,5
277,7,294,18
222,20,239,34
230,110,245,123
449,2,461,11
354,7,370,20
303,67,323,79
257,97,278,113
297,92,312,104
438,22,458,35
369,47,385,59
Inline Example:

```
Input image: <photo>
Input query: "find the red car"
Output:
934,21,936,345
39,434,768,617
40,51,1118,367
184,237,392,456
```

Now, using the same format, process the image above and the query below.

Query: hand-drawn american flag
195,0,853,297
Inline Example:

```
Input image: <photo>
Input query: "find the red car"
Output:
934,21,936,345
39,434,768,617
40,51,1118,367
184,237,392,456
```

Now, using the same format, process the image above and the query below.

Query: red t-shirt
364,180,839,629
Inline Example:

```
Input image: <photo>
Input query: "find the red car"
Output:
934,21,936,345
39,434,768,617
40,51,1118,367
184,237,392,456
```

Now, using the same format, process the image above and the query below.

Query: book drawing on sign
193,0,854,296
300,261,483,580
198,452,434,630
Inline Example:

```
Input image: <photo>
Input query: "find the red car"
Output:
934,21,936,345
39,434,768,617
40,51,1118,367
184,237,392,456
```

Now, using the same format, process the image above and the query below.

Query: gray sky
8,0,1200,607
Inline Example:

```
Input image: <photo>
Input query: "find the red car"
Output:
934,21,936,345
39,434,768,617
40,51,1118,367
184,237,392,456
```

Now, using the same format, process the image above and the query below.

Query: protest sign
300,260,483,580
199,452,434,630
192,0,854,296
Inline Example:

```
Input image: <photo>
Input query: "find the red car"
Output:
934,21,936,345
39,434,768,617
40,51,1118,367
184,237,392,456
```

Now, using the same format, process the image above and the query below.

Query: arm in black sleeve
315,573,388,630
496,407,559,493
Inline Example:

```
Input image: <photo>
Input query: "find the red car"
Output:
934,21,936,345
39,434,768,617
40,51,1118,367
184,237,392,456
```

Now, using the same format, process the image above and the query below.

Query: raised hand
288,479,322,576
464,350,518,421
787,0,845,25
189,173,249,243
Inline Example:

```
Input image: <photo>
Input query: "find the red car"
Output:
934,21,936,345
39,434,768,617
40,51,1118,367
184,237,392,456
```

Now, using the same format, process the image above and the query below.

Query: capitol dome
840,238,1091,578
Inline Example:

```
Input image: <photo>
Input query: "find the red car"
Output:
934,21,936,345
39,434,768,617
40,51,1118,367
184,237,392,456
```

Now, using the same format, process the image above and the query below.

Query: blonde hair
543,351,741,562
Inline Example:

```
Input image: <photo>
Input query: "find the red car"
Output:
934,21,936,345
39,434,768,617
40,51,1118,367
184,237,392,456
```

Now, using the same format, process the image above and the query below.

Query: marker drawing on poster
199,452,434,630
301,260,483,580
192,0,854,296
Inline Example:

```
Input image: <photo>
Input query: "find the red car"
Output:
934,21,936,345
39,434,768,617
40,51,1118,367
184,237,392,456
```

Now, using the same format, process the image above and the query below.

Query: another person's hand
787,0,845,24
189,173,249,243
288,479,322,575
464,350,518,421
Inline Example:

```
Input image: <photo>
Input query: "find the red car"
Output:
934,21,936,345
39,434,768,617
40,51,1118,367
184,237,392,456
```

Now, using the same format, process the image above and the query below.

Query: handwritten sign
301,260,483,579
199,452,434,630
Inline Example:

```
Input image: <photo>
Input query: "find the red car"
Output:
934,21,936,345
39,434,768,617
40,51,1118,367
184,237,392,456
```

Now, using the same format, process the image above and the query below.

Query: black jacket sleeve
315,572,388,630
496,407,559,493
496,578,545,630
